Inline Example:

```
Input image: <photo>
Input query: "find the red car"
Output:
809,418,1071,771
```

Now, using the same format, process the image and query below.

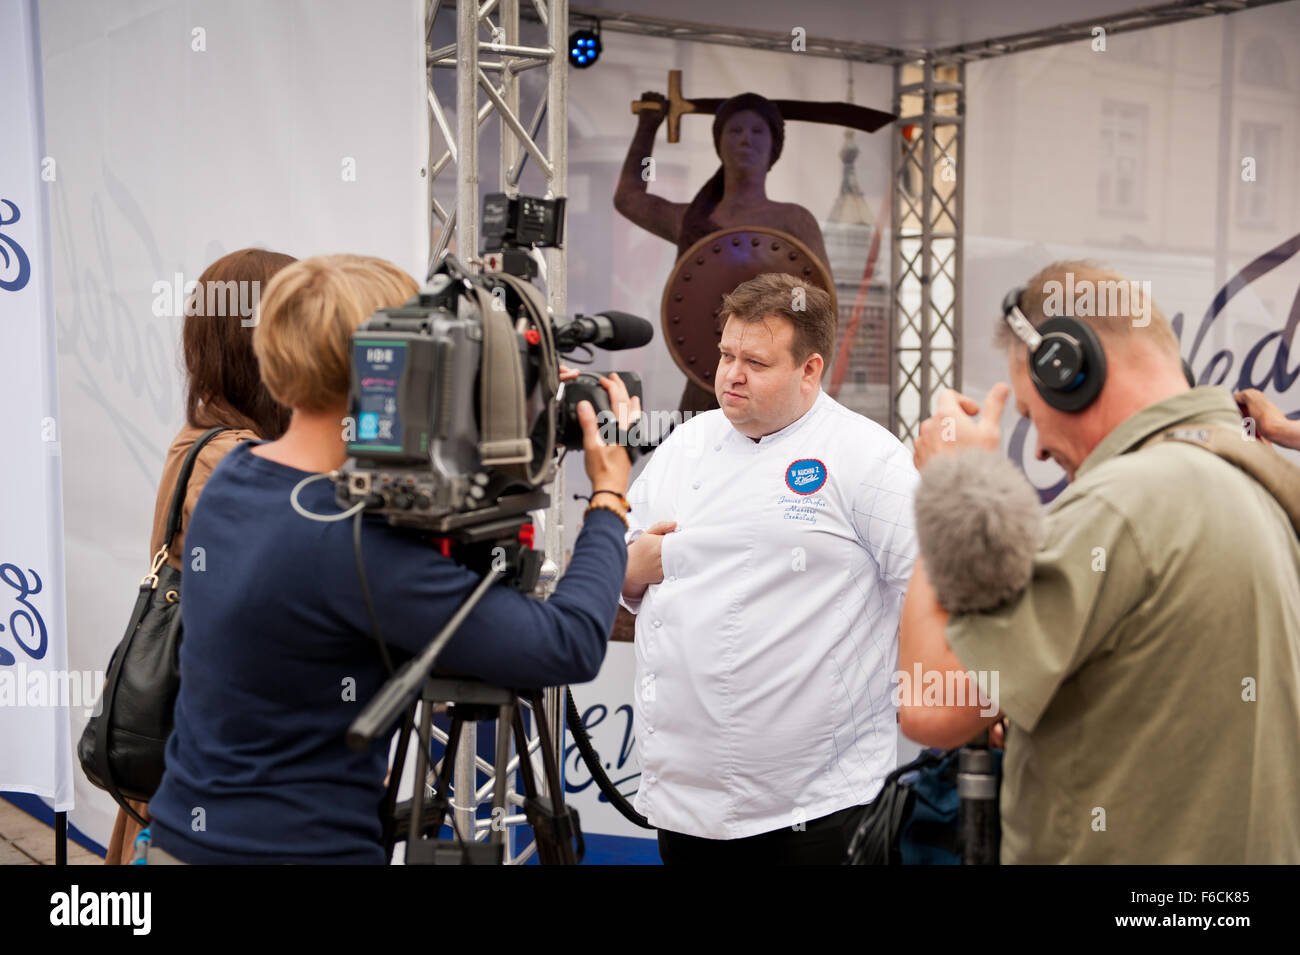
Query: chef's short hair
253,255,417,411
720,273,836,367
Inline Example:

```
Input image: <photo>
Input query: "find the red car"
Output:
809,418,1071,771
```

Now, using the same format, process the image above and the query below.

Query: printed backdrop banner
0,0,74,811
961,3,1300,488
42,0,428,849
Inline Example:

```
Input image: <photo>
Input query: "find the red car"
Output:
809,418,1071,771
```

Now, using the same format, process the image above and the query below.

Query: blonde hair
995,260,1181,363
252,255,417,411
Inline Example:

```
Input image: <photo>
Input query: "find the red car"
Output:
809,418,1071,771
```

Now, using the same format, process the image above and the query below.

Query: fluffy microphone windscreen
914,450,1044,614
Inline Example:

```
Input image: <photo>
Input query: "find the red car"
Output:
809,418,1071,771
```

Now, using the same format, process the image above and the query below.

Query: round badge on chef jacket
785,458,827,495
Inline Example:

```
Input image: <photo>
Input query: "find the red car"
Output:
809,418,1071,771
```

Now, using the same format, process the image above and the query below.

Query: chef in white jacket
620,272,920,864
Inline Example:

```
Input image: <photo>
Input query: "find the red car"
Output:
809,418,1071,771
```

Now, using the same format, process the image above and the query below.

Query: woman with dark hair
104,247,295,864
615,91,829,413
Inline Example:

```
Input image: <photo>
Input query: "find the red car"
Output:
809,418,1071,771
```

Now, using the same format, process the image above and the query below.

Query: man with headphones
896,260,1300,863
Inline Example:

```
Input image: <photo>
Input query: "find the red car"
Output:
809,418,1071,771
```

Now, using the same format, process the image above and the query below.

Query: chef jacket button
713,444,721,451
668,575,677,583
647,725,655,734
692,480,701,489
653,619,662,628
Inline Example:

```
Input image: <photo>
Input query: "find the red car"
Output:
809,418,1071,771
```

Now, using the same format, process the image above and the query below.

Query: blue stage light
568,28,601,69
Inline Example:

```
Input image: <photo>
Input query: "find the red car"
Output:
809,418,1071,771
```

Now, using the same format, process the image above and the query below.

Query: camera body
335,194,647,533
339,268,511,526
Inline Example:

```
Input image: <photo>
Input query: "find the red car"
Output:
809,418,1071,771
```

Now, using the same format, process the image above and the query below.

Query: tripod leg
411,704,463,849
511,703,540,798
490,699,514,850
527,692,582,864
512,698,580,865
382,701,417,860
528,692,567,804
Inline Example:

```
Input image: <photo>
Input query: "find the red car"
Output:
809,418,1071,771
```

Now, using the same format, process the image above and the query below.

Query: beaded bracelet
585,502,629,529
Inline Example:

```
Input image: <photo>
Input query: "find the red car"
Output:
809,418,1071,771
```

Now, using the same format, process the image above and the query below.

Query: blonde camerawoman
146,255,635,864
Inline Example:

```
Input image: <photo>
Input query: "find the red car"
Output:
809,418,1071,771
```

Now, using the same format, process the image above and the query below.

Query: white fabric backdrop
41,0,428,850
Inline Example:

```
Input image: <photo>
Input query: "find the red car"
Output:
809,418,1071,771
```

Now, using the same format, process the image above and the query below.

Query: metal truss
569,5,913,64
889,58,963,444
422,0,569,865
928,0,1290,63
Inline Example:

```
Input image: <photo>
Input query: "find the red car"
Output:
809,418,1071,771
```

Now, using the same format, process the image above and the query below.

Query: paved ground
0,799,103,865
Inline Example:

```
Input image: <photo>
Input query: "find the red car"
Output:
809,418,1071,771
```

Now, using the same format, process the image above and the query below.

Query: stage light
568,28,601,68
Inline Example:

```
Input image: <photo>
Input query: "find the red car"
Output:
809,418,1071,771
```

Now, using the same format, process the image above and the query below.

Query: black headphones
1000,286,1196,412
1000,286,1107,412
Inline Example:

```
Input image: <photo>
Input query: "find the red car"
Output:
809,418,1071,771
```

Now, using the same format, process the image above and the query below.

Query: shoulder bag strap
95,426,228,824
1149,425,1300,538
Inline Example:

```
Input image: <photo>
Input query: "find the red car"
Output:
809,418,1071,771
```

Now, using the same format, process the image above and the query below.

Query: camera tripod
346,502,583,864
378,677,583,865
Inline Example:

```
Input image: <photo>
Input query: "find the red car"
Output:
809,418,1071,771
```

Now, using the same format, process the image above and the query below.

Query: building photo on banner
1,0,1298,887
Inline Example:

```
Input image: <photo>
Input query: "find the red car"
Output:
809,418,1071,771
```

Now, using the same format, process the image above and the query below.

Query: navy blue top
148,442,626,864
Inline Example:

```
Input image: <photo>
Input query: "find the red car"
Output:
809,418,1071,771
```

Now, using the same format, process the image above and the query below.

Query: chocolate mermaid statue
615,90,831,414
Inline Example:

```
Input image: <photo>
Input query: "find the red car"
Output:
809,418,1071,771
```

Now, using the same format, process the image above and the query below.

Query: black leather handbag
78,427,226,826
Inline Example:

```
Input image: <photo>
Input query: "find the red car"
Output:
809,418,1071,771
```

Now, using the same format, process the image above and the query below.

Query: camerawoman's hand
576,373,640,496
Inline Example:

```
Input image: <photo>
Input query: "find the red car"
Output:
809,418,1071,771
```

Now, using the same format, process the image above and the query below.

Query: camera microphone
557,311,654,351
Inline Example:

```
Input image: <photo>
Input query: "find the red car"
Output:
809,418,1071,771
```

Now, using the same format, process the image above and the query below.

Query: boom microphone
914,450,1044,613
556,311,654,351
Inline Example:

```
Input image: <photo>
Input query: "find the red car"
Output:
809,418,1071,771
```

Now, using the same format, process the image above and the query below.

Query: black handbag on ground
77,427,226,826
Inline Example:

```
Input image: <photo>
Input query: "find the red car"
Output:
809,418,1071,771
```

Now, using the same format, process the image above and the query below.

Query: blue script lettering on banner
564,702,639,802
1012,233,1300,503
0,199,33,292
0,564,48,666
52,164,179,486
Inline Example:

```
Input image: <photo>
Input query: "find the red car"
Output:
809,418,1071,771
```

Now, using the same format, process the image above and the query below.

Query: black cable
352,510,394,675
565,688,653,830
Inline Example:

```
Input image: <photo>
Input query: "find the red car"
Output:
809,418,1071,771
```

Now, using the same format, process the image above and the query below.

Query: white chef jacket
620,388,919,839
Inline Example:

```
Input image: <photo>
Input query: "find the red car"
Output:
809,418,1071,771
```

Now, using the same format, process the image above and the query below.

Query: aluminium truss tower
423,0,568,865
889,58,964,444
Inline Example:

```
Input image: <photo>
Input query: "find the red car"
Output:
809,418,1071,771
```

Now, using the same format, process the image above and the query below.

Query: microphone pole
958,731,1000,865
346,565,504,751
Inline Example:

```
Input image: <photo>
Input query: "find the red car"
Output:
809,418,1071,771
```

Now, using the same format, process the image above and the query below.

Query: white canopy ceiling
572,0,1243,54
